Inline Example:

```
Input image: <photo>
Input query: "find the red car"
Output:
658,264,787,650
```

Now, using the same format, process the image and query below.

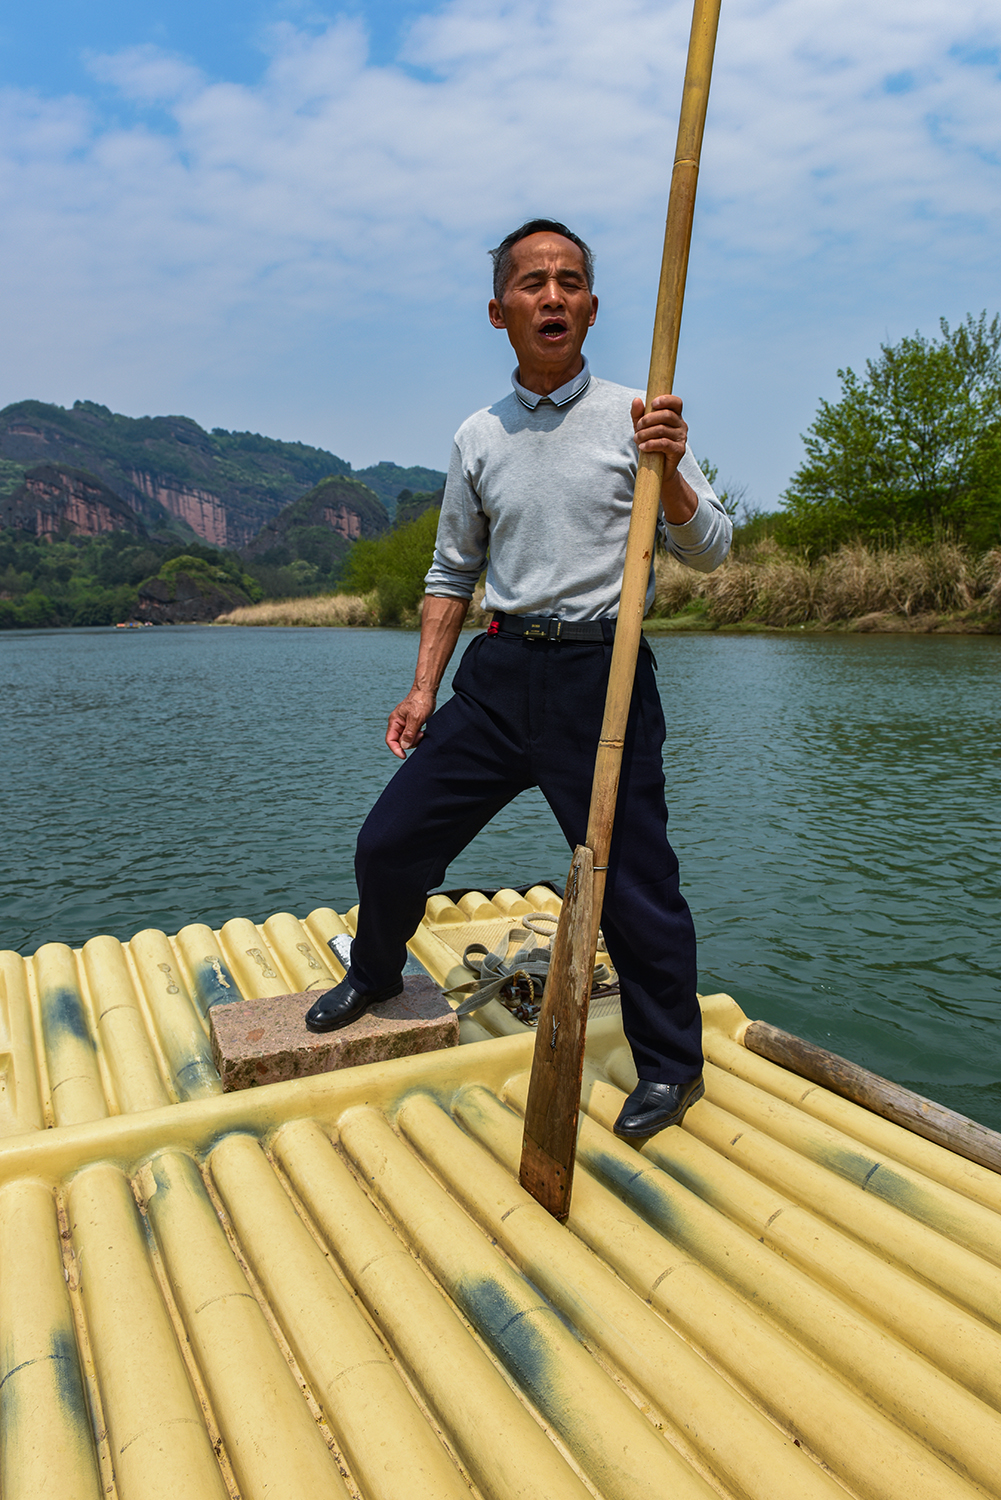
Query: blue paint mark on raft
458,1276,556,1404
190,955,240,1015
586,1148,686,1230
41,986,95,1051
0,1325,94,1440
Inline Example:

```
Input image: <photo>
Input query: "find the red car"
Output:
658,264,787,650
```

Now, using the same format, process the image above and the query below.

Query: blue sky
1,1,999,508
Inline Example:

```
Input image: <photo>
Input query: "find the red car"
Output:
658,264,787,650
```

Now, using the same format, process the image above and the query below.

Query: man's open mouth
539,320,567,338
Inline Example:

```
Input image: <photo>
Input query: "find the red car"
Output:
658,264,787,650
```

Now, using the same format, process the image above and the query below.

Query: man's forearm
412,594,470,694
661,467,699,525
386,594,469,757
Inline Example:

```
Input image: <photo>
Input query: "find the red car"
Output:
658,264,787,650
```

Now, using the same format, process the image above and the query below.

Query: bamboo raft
1,887,999,1500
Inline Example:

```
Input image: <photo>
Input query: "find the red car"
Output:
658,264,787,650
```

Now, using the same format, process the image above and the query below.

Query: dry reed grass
217,545,1001,631
652,541,1001,628
216,593,377,627
217,580,490,630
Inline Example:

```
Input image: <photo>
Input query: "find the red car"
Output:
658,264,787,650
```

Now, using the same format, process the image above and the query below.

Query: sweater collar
512,358,591,410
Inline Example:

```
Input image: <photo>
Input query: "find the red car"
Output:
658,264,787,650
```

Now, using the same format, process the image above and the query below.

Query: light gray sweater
424,364,732,620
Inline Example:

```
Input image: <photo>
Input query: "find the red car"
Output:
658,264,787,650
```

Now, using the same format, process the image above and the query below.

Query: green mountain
240,474,391,595
394,486,445,528
0,399,446,547
354,462,450,514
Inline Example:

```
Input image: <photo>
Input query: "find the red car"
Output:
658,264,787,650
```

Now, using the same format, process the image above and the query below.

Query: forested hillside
0,399,450,626
0,527,270,629
0,399,445,546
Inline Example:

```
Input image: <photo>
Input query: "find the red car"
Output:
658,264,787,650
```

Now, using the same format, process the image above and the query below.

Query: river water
2,625,999,1129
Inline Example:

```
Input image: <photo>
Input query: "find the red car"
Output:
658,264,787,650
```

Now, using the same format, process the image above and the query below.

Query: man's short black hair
489,219,595,300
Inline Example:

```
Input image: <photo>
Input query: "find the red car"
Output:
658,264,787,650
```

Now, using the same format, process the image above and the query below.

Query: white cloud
86,45,205,104
0,0,998,499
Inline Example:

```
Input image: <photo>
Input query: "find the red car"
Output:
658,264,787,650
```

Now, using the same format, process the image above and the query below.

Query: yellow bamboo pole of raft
520,0,723,1220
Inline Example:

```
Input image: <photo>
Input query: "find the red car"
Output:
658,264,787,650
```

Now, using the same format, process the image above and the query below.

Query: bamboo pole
520,0,723,1220
586,0,721,927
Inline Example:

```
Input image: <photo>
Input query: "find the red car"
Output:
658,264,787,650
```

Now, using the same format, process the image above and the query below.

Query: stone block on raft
209,976,459,1091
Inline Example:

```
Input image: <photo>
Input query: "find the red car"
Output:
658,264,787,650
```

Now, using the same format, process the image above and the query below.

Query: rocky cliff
127,470,230,548
1,465,148,540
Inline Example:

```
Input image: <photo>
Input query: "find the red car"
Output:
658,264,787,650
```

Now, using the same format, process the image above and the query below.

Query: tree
339,506,441,623
780,313,1001,553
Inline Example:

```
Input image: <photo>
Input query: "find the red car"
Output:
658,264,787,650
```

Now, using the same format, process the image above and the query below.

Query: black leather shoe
304,976,404,1033
613,1074,705,1138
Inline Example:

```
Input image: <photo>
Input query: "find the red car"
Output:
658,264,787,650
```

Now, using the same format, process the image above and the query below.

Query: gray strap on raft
447,916,610,1023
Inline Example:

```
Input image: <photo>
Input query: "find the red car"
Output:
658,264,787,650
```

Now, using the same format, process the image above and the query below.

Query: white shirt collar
512,358,591,410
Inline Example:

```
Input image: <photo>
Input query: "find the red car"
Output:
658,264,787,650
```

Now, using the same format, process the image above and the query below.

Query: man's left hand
631,394,687,472
631,394,698,525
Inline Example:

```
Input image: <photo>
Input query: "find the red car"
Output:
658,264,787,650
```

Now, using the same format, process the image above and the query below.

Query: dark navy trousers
347,629,702,1084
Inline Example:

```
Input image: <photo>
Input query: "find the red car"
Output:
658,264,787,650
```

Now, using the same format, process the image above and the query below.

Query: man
306,218,732,1136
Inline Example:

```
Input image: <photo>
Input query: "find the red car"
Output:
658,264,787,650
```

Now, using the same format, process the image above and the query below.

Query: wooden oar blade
519,844,594,1220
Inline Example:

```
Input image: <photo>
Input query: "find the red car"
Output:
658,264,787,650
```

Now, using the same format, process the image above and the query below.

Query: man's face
488,232,598,382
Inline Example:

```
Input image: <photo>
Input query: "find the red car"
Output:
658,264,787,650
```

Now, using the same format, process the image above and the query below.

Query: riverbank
216,541,1001,632
649,540,1001,633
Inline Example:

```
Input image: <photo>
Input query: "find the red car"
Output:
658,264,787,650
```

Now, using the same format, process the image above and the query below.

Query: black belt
489,612,613,643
